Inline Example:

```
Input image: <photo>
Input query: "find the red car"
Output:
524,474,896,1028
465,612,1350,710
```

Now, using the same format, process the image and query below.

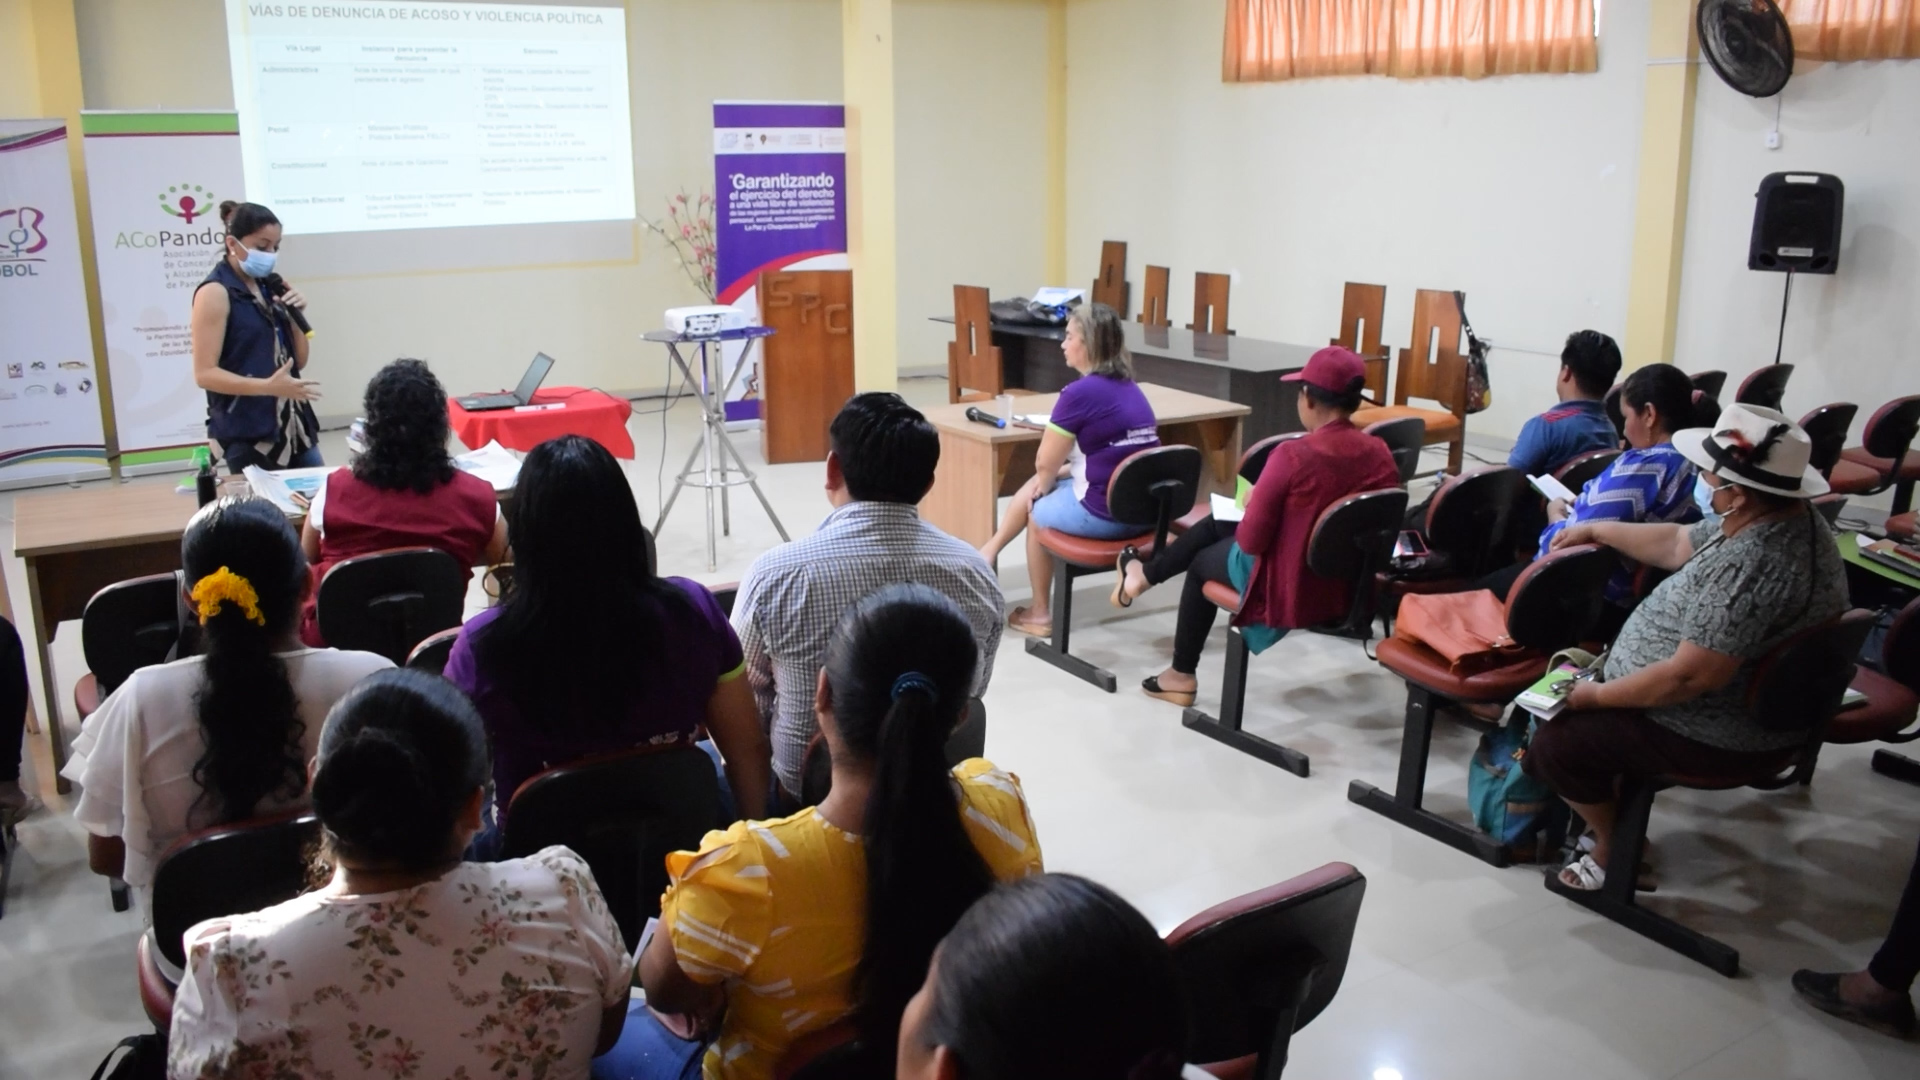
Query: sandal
1556,854,1606,891
1006,607,1052,639
1575,834,1658,891
1111,546,1143,609
1140,676,1196,707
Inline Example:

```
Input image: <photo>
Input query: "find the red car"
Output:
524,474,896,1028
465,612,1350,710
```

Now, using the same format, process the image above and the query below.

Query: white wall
67,0,1054,420
1674,59,1920,458
1062,0,1650,445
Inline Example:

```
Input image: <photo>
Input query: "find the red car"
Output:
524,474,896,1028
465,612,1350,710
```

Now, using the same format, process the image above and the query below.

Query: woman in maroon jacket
1114,348,1401,705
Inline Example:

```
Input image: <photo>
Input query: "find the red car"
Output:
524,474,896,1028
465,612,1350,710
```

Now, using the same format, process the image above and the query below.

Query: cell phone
1394,530,1430,560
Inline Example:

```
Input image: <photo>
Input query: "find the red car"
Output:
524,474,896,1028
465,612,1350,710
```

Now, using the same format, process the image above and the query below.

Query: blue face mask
233,242,276,278
1693,475,1723,527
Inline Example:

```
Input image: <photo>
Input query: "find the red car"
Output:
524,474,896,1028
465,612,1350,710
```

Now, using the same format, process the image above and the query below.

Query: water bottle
193,446,217,507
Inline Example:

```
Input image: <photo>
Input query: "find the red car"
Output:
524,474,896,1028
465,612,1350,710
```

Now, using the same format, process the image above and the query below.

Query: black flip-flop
1111,546,1143,609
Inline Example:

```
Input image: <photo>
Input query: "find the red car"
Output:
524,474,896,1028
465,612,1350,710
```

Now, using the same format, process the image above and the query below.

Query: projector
665,305,749,336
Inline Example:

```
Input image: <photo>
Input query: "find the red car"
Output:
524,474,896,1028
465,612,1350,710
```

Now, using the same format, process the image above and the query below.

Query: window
1223,0,1599,82
1784,0,1920,61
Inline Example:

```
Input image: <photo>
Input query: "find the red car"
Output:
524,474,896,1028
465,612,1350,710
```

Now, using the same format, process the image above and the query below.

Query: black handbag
1454,291,1492,415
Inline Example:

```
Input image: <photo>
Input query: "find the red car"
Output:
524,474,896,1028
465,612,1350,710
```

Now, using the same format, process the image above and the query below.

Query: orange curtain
1783,0,1920,61
1224,0,1597,82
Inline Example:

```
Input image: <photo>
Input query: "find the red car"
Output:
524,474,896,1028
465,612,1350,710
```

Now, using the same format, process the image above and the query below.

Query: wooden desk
931,316,1313,444
918,384,1249,548
15,484,201,791
14,480,518,792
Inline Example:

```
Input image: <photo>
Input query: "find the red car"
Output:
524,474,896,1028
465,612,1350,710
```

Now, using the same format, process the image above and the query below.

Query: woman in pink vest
299,359,508,645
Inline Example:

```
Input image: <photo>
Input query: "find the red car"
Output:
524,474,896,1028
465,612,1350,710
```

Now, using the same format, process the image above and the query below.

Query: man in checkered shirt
732,392,1004,801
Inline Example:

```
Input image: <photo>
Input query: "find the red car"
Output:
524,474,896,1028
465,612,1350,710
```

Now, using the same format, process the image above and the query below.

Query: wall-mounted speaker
1748,172,1844,274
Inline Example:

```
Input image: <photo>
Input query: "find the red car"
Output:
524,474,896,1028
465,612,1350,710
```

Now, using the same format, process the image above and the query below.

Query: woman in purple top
443,435,770,837
980,302,1159,638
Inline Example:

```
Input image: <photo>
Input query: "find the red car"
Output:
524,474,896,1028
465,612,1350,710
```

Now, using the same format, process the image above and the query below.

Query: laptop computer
458,352,555,412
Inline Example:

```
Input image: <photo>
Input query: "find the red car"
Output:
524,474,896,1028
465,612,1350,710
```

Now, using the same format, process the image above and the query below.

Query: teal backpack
1468,710,1555,861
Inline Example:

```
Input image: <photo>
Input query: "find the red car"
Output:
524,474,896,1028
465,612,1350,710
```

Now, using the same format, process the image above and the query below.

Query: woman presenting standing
190,200,322,472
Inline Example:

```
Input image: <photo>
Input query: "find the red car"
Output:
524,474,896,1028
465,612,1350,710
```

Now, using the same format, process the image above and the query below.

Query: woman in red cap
1115,347,1401,705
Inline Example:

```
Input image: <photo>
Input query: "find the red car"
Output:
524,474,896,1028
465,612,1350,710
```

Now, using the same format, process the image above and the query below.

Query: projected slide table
225,1,635,233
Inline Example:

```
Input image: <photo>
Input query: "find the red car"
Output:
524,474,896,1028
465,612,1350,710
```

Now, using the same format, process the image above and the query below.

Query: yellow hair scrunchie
190,566,266,627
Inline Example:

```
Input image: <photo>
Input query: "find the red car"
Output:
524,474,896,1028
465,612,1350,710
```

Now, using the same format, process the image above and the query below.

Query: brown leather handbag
1394,589,1528,674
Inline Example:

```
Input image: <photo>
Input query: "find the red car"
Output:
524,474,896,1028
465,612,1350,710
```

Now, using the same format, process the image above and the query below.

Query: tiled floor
2,378,1916,1079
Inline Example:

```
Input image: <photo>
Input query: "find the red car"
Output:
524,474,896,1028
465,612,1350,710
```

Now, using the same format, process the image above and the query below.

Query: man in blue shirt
1507,329,1623,475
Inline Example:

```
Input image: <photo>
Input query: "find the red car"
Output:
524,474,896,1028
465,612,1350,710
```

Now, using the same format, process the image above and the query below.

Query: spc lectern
759,269,855,464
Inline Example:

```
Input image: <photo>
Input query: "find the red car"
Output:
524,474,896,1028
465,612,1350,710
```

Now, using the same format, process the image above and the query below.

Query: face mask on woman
231,240,276,279
1693,475,1724,527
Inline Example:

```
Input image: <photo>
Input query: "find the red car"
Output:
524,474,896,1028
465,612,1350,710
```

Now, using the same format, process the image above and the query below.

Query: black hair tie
891,672,938,702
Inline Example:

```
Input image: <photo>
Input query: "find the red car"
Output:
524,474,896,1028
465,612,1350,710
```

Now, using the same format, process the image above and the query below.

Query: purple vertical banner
713,101,847,423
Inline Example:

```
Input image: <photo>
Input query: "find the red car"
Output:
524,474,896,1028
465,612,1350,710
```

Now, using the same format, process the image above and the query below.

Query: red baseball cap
1282,346,1368,395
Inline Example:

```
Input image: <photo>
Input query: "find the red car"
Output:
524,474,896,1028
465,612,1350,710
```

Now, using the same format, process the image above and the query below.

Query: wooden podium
760,269,855,464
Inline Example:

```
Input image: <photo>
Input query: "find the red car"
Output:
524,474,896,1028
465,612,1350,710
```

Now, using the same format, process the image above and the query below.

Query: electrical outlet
1765,130,1782,150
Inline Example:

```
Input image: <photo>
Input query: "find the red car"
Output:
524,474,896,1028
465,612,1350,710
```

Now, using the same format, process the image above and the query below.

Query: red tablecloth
448,386,634,459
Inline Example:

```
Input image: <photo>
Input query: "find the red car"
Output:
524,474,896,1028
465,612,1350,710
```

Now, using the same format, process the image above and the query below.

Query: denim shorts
1030,485,1139,540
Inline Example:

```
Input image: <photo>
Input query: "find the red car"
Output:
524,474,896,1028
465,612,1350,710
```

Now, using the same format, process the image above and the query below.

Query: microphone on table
262,273,314,338
965,406,1007,429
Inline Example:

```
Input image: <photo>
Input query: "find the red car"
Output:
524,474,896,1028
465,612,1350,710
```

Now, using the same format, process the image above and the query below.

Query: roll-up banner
0,120,109,486
713,101,848,426
82,111,244,469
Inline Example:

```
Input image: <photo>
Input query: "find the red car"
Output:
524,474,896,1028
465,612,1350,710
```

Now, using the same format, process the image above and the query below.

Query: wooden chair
947,284,1003,404
1545,610,1875,976
1351,289,1469,474
1189,271,1232,336
1331,282,1390,405
1091,240,1129,315
1138,265,1171,328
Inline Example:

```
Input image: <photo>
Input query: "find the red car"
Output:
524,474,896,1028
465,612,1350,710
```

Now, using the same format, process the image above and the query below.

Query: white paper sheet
454,440,523,492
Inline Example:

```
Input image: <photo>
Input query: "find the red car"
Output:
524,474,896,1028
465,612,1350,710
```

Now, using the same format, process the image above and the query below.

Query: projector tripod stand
642,326,789,572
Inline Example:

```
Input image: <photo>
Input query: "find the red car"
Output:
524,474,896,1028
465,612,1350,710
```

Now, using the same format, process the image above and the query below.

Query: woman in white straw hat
1524,403,1847,892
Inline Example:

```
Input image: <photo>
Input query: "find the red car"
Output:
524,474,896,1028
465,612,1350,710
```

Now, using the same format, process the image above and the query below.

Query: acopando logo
158,183,217,225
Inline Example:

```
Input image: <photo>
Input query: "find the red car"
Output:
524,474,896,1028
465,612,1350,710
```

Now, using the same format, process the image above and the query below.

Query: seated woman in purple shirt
980,302,1159,638
443,435,770,842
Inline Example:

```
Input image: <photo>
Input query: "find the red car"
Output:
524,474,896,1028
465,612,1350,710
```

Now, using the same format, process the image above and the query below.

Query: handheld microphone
964,406,1007,429
262,274,314,338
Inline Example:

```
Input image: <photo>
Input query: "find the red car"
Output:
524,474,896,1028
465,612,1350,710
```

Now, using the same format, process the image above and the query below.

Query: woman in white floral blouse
168,668,631,1080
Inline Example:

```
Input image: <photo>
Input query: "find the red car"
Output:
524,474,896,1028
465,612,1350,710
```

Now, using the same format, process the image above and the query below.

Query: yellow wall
0,1,44,116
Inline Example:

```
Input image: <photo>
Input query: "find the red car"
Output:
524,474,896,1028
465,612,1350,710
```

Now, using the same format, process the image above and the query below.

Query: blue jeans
1031,485,1138,540
592,1001,707,1080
